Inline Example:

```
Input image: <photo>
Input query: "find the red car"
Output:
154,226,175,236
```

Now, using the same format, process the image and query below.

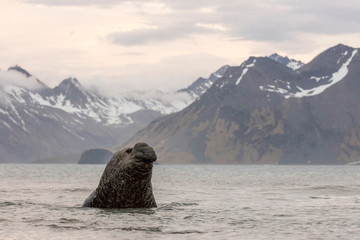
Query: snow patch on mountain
236,59,256,85
287,61,303,70
260,49,358,99
269,53,304,70
236,69,248,85
310,75,329,82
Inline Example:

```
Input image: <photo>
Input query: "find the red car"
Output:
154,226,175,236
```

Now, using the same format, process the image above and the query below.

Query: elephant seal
83,142,157,208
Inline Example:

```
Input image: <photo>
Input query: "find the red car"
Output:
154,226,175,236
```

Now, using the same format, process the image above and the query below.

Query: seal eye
125,148,132,154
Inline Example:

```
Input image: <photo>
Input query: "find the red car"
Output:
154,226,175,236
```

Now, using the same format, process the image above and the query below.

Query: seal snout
133,142,157,163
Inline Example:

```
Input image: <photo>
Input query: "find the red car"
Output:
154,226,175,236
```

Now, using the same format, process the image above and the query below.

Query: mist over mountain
125,44,360,165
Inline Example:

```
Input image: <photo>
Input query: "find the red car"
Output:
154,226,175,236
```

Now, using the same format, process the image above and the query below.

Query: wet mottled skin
83,142,157,208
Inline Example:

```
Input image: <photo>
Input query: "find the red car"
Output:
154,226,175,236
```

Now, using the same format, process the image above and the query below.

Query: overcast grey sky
1,0,360,94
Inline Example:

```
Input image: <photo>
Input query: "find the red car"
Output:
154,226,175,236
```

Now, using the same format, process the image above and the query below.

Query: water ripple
1,165,360,240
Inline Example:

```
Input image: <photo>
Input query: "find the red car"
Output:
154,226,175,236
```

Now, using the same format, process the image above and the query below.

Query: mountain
124,44,360,165
178,65,229,98
0,68,181,163
0,64,224,163
268,53,304,70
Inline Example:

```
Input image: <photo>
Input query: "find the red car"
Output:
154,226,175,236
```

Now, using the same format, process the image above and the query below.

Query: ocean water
0,164,360,240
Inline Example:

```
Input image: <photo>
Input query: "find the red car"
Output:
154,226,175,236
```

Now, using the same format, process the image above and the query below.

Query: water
1,164,360,240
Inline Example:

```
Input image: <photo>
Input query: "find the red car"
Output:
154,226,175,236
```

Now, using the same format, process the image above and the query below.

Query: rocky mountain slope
125,44,360,164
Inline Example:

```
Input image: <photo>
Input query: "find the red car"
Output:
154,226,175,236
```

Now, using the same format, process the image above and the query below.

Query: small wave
0,200,36,207
59,218,83,224
0,200,43,208
308,185,349,191
64,188,93,193
266,197,289,201
158,202,199,211
0,201,17,207
120,226,162,232
96,208,156,215
46,224,89,230
309,196,331,199
272,214,295,218
164,229,205,234
0,218,11,222
229,218,260,227
304,185,359,195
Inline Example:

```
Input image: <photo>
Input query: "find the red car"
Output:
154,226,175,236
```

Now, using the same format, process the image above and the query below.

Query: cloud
116,52,145,56
9,0,360,94
84,52,228,96
106,0,360,48
0,70,43,90
109,26,188,46
218,1,360,41
21,0,126,7
21,0,212,8
22,0,360,45
196,23,227,31
108,21,222,46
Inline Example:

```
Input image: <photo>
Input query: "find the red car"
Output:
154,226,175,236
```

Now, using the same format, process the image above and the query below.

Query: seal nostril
125,148,132,154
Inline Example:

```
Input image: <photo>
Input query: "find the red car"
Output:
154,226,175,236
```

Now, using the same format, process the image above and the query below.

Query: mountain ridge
123,43,360,165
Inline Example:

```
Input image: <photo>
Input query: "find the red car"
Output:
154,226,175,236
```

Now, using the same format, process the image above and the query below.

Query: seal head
83,142,157,208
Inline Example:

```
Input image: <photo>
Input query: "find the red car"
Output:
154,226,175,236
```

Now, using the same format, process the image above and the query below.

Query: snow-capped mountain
263,49,357,98
0,62,228,163
268,53,304,70
125,44,360,165
178,65,229,98
0,66,195,163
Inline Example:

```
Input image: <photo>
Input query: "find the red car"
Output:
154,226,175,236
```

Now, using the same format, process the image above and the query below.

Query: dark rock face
78,149,114,164
125,44,360,165
83,142,157,208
